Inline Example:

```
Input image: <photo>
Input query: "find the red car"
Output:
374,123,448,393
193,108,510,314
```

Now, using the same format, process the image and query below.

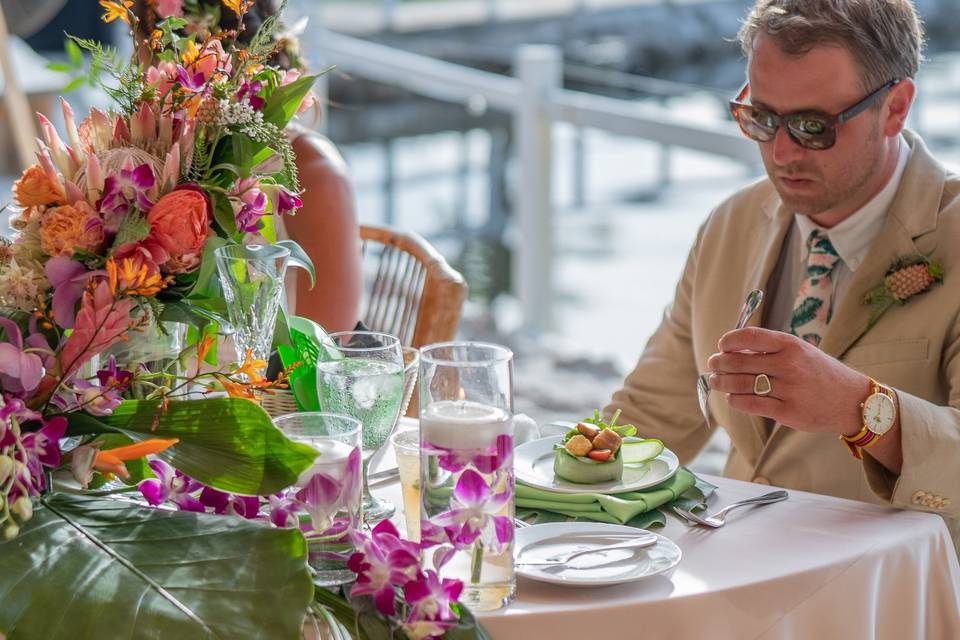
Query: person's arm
604,222,717,463
284,133,363,333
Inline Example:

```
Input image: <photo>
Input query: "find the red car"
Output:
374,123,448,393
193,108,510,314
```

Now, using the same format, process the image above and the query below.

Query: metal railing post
513,45,561,333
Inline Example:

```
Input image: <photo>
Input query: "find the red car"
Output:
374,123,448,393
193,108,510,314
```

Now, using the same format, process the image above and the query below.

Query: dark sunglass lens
787,116,835,149
737,107,777,141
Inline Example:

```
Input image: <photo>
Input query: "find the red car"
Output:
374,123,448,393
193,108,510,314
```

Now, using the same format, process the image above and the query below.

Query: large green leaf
261,74,316,129
0,493,312,639
66,398,317,495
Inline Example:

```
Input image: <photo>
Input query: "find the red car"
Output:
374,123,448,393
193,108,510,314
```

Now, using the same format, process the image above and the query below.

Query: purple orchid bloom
69,379,122,416
235,191,268,233
236,80,265,110
267,491,300,527
402,569,463,639
0,317,44,395
0,395,41,431
199,486,260,519
347,519,422,616
98,163,156,231
96,355,133,393
276,187,302,215
295,446,361,533
139,459,204,512
429,468,514,553
45,257,96,330
18,416,67,492
176,66,206,92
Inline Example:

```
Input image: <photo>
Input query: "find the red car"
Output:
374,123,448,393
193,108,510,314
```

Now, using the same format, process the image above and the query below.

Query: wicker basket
261,389,300,419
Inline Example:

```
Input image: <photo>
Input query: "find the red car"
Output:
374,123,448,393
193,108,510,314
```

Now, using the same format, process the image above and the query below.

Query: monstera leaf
66,398,317,495
0,493,312,639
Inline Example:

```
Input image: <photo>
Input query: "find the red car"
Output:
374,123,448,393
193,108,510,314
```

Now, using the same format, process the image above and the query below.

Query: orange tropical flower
100,0,133,24
222,0,251,18
196,333,216,363
94,438,179,479
234,348,267,383
217,377,258,400
106,255,170,298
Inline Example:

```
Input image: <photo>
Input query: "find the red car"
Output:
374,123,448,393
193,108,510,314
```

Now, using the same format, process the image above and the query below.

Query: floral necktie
789,230,841,347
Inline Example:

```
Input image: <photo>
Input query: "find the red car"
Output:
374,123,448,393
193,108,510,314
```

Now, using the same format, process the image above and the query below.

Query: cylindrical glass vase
418,342,516,611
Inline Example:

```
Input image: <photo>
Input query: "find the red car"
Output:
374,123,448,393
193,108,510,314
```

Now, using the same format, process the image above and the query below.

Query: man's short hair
738,0,924,92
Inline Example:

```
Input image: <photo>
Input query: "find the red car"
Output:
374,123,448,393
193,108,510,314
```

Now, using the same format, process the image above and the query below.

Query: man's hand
707,327,871,436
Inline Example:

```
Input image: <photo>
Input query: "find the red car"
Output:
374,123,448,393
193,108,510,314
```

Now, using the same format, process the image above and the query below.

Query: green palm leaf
66,398,317,495
0,493,312,639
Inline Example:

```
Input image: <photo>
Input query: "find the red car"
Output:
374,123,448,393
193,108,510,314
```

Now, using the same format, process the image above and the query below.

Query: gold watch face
862,393,896,436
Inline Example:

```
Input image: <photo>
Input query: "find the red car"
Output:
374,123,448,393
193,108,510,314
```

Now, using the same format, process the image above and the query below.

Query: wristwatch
840,378,897,459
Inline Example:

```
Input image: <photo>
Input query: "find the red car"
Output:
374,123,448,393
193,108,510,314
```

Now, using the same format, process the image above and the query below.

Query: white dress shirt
765,138,911,333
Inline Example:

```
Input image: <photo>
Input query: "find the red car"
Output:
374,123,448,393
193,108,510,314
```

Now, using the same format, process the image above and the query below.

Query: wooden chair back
359,224,468,349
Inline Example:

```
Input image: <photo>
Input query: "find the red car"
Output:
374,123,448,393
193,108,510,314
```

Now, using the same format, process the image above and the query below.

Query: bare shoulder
288,124,350,182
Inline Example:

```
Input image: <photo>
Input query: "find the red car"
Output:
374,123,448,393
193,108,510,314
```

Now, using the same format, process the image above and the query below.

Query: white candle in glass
420,400,513,451
295,438,355,487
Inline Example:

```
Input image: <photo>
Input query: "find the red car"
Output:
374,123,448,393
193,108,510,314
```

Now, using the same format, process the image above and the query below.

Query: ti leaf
0,493,312,639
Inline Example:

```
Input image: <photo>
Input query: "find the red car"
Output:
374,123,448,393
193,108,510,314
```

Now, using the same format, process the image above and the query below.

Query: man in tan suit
606,0,960,551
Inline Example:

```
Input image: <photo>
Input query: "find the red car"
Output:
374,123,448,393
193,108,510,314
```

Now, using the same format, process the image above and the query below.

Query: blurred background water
5,0,960,471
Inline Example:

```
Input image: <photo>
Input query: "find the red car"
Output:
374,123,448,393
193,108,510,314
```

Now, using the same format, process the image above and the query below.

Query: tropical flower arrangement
0,2,490,638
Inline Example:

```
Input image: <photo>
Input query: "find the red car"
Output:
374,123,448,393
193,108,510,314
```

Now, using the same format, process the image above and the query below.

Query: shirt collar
796,136,911,272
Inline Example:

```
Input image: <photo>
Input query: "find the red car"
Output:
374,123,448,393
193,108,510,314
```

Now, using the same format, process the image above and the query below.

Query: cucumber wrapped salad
554,410,664,484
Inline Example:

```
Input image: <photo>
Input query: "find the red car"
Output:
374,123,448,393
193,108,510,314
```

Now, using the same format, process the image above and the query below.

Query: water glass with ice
317,331,404,523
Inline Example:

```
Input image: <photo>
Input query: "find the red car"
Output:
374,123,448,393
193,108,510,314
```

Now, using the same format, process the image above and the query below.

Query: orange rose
146,186,212,274
14,165,65,208
39,201,105,257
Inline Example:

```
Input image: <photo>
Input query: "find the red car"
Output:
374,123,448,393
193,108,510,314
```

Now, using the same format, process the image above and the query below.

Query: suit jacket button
912,490,927,505
753,476,770,485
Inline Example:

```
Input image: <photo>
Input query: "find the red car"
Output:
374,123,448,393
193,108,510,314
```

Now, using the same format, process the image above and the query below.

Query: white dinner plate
515,435,679,494
514,522,681,587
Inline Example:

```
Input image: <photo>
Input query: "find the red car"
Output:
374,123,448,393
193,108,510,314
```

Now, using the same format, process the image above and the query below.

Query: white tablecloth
372,445,960,639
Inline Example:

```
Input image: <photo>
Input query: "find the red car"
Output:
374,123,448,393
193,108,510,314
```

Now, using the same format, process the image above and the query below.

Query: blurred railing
314,31,756,332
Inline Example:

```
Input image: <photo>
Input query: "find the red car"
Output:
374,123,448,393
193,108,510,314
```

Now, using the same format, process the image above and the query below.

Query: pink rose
146,185,212,274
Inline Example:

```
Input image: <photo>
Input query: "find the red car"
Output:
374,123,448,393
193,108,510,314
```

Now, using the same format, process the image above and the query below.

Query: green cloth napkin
516,468,714,528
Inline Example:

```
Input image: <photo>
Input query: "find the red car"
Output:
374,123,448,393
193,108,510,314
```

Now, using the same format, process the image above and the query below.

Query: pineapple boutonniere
864,255,944,328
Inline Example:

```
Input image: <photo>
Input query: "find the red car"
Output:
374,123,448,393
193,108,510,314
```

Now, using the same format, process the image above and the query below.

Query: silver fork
673,490,788,528
697,289,764,424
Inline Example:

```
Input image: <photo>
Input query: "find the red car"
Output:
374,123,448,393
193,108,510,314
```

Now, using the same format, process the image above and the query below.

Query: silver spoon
696,289,764,424
517,533,658,566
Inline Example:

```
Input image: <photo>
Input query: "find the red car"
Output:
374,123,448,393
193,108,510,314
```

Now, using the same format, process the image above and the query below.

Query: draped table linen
372,438,960,639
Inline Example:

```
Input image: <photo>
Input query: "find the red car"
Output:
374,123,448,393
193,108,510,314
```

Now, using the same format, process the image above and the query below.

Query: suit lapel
762,131,945,449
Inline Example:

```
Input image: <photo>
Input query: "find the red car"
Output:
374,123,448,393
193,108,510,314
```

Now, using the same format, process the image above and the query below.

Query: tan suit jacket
606,132,960,552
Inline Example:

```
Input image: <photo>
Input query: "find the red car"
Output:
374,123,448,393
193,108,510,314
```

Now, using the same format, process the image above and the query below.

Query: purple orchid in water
429,468,513,553
267,491,300,527
139,459,204,512
427,434,513,475
98,162,156,232
401,569,464,640
295,446,361,534
199,486,260,519
0,318,44,396
348,519,423,616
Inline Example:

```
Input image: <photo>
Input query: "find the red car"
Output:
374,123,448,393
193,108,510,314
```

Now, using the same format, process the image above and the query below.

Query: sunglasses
729,79,900,150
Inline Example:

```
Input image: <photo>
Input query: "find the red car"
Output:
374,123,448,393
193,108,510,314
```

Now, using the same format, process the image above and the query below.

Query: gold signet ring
753,374,772,396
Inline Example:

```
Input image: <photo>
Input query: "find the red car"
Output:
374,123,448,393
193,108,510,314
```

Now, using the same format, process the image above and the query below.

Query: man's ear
884,78,915,137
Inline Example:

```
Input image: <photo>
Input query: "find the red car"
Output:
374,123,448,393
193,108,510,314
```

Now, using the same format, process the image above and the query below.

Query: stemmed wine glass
317,330,404,523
